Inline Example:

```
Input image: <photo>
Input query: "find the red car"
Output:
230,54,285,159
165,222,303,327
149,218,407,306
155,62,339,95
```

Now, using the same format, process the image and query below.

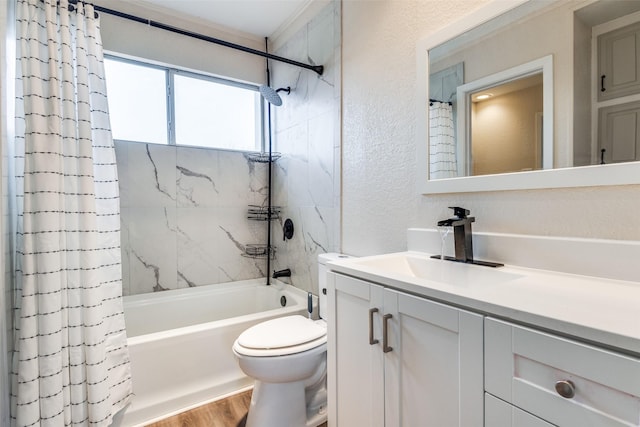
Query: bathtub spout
272,268,291,279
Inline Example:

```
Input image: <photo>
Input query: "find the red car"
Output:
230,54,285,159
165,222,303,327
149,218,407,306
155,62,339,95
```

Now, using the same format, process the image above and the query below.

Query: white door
383,289,484,427
328,273,385,427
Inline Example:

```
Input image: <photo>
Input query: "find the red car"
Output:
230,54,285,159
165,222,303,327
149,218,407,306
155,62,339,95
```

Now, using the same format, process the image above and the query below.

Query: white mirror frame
416,0,640,194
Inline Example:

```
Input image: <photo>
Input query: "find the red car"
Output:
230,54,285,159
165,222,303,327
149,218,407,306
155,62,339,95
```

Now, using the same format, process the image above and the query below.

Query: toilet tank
318,253,351,320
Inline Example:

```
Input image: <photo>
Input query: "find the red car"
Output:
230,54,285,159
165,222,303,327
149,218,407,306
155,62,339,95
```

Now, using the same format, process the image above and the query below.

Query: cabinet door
327,273,384,427
598,100,640,163
485,393,554,427
598,21,640,101
383,289,484,427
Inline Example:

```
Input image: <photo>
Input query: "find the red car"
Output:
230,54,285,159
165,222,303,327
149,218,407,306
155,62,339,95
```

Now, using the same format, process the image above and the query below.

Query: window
173,74,258,150
104,56,262,151
104,58,168,144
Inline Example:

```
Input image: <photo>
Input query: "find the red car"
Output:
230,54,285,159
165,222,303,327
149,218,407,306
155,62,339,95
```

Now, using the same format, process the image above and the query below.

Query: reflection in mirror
454,55,552,177
429,70,547,178
424,0,640,184
470,73,543,176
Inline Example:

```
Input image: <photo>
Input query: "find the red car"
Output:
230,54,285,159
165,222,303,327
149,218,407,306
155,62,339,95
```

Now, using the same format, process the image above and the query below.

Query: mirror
417,0,640,193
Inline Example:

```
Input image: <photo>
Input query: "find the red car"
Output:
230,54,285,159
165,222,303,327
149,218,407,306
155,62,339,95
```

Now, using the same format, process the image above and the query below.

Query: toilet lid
237,315,326,350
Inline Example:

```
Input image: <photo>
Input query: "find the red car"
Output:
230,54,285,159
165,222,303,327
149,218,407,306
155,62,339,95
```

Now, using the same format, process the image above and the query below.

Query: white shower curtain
11,0,132,425
429,101,458,179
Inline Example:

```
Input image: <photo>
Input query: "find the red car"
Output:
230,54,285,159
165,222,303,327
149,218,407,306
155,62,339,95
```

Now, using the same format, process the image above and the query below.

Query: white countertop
327,251,640,356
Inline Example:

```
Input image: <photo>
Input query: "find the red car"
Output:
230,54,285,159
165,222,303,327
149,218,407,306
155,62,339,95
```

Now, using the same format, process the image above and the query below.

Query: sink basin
349,253,523,287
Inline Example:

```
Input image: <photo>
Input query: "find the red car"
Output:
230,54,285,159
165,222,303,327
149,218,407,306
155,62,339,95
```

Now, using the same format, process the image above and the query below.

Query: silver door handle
369,308,379,345
383,313,393,353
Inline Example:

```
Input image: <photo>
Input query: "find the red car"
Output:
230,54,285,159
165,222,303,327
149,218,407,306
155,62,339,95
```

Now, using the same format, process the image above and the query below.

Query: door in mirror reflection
470,74,543,176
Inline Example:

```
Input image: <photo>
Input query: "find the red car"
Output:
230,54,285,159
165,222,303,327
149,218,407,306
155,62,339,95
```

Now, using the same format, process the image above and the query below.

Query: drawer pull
369,308,379,345
555,380,576,399
383,314,393,353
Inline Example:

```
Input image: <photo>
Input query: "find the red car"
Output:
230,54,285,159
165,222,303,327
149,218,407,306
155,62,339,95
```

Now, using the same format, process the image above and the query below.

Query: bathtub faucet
272,268,291,279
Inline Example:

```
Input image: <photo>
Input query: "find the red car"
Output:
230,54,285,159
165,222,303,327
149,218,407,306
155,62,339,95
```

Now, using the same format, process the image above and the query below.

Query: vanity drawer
485,318,640,427
485,393,553,427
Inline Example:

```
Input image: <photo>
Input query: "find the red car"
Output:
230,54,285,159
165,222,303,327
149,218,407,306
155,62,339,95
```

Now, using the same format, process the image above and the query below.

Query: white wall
341,0,640,258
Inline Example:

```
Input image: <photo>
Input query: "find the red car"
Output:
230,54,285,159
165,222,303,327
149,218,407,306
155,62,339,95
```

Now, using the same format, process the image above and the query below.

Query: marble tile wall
270,0,342,297
114,0,341,297
115,141,270,296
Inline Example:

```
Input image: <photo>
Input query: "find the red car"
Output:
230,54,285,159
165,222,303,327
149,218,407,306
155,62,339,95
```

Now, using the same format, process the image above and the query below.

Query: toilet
232,253,344,427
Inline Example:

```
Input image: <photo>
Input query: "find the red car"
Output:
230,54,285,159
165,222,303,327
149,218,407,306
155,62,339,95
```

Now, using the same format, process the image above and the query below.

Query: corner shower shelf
247,151,281,163
242,244,276,259
247,205,281,221
244,148,279,270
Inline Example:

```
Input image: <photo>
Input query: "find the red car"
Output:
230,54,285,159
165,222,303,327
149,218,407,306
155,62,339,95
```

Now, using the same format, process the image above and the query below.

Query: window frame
104,53,265,152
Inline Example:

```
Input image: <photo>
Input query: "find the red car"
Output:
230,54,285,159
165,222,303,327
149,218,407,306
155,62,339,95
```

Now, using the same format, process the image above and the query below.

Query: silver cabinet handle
383,313,393,353
555,380,575,399
369,308,379,345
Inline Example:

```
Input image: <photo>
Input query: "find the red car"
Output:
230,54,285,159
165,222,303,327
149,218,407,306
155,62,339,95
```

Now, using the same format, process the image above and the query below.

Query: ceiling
133,0,312,37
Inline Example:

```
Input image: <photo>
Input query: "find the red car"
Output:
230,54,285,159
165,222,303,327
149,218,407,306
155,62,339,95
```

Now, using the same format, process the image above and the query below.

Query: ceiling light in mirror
474,93,493,101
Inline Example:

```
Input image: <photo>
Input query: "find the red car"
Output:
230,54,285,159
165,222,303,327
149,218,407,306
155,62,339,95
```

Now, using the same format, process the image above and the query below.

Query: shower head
259,85,291,106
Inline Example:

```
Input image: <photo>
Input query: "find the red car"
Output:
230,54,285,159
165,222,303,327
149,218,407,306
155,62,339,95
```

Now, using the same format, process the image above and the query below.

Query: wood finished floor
146,389,328,427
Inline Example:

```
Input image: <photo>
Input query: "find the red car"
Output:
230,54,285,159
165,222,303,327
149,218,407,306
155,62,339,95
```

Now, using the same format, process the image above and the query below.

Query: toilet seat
233,315,327,357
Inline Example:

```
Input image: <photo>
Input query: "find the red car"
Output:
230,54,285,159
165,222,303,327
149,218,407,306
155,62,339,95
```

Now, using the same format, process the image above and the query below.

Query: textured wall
341,0,640,258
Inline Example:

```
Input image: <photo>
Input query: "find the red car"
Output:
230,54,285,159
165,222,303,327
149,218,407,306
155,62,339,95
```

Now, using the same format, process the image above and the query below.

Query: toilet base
246,380,327,427
246,380,305,427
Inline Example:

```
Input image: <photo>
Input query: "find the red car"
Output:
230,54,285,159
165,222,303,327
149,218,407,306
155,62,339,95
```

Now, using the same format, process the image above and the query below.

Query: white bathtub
112,278,310,426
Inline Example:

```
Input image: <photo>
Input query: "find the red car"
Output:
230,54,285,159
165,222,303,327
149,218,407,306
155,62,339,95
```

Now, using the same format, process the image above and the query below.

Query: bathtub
112,278,311,426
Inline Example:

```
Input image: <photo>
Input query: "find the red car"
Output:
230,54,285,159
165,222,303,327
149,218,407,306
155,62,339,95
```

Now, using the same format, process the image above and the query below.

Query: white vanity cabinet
485,318,640,427
326,232,640,426
327,272,484,427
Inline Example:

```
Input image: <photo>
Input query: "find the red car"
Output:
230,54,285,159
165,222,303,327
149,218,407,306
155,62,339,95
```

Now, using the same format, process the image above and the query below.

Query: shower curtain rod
429,98,452,105
60,0,325,76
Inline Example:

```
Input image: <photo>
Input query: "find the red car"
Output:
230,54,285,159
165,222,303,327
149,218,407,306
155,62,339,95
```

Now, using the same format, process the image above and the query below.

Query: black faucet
272,268,291,279
433,207,503,267
437,207,475,263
